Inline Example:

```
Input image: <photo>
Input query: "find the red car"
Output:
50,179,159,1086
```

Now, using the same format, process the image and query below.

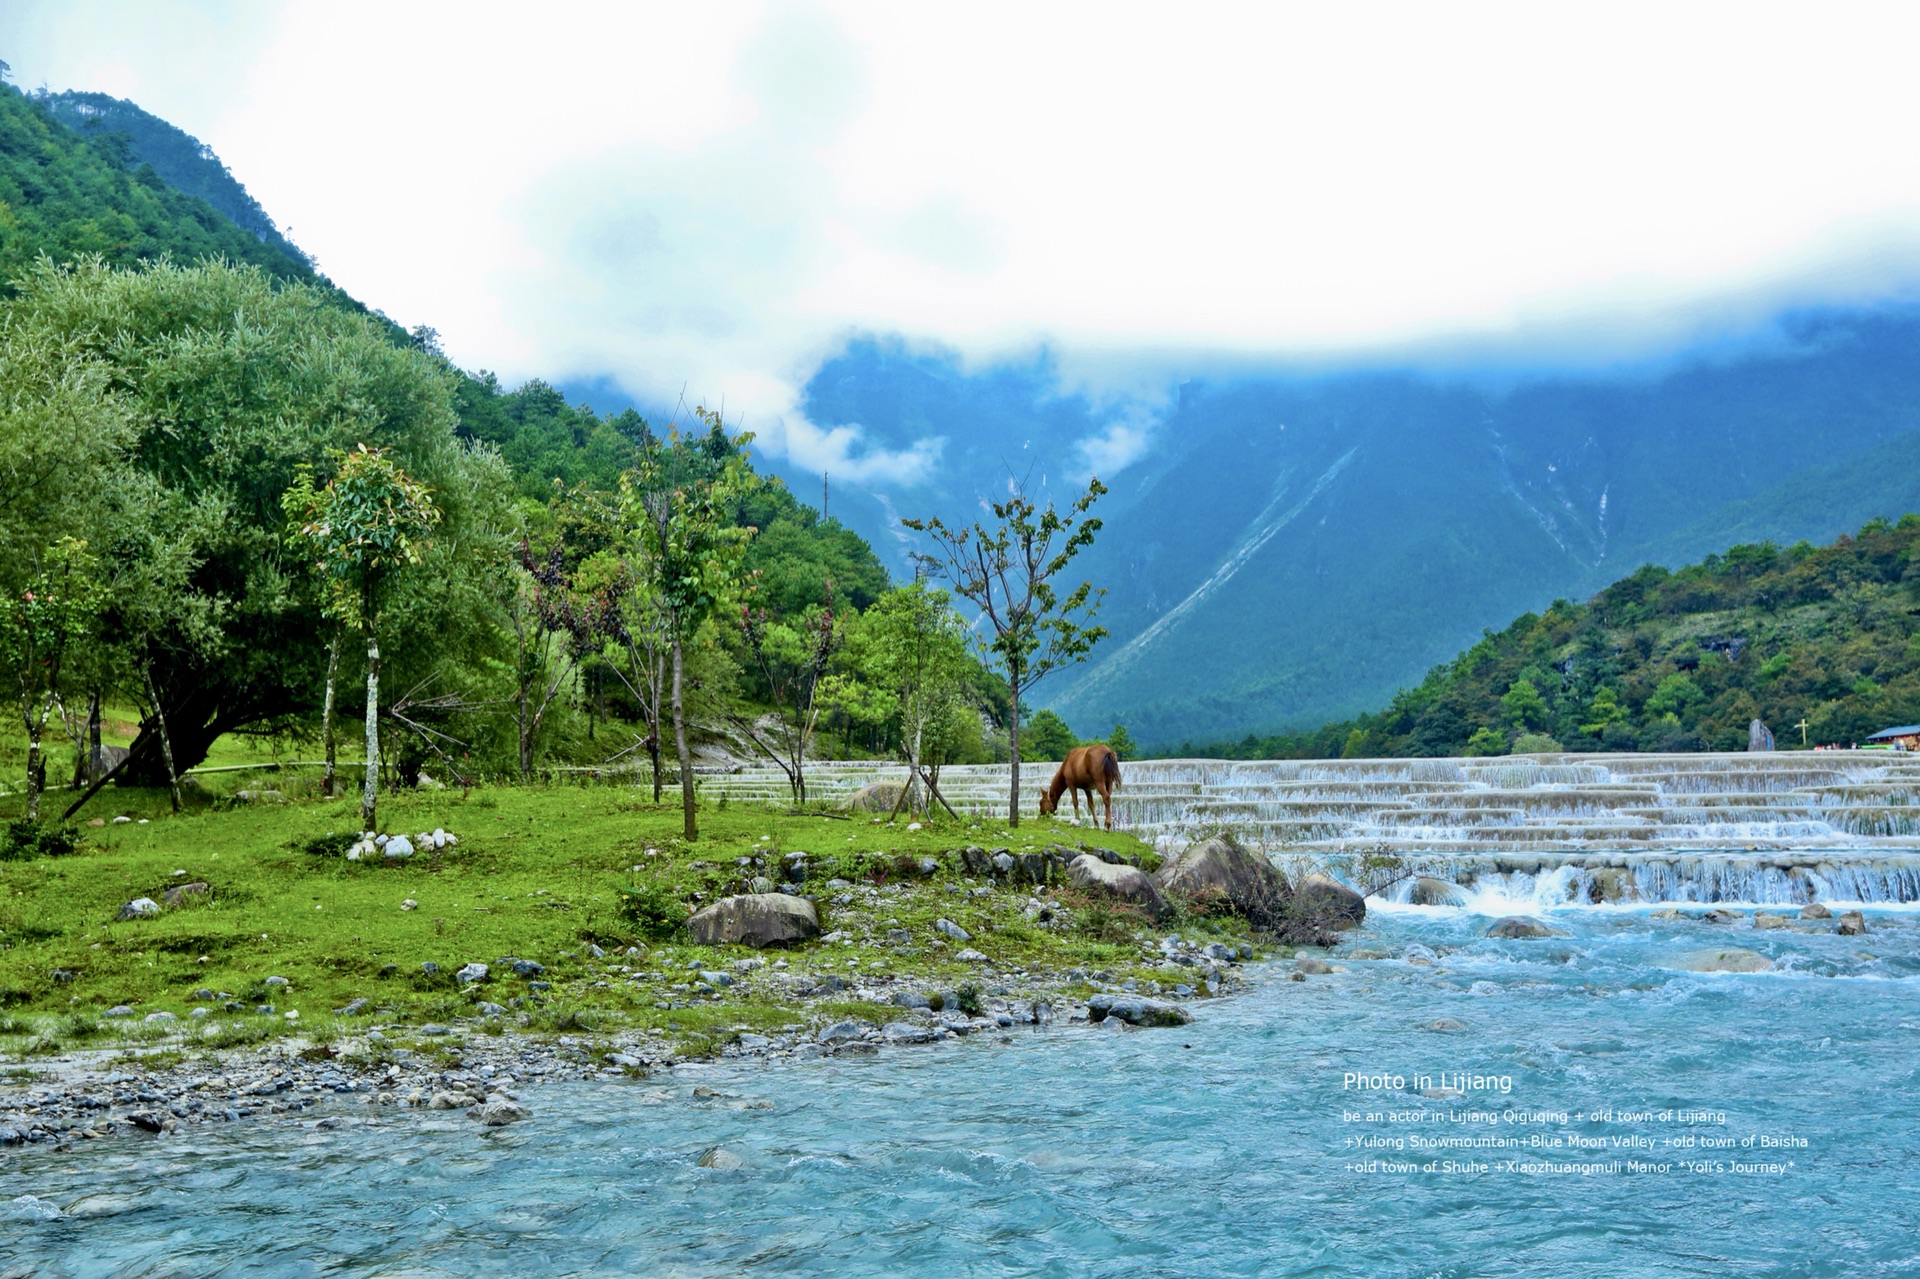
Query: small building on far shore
1865,724,1920,750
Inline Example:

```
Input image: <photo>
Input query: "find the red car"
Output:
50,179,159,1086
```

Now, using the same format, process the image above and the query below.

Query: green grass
0,781,1249,1057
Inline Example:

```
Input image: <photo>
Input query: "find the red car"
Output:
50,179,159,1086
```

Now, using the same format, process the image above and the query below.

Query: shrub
1,821,80,861
1511,732,1564,754
954,982,984,1017
613,881,689,942
297,832,358,858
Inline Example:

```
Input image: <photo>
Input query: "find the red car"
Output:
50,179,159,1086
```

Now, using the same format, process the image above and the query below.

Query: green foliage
1020,709,1079,761
1463,726,1507,756
953,982,984,1016
283,445,443,629
1,820,79,861
1178,517,1920,757
1106,723,1138,759
1511,732,1564,754
612,880,689,942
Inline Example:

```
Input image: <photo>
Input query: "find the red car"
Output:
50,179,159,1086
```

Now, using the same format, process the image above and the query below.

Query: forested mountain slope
1177,517,1920,759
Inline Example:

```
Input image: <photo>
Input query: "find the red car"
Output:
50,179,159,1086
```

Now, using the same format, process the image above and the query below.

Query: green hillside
1177,516,1920,758
0,80,315,288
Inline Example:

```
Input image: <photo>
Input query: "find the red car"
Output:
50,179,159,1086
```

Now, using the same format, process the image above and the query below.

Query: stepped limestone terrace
691,752,1920,906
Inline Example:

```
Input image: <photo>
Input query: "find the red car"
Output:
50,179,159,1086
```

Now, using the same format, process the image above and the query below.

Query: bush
1511,732,1564,754
954,982,984,1016
297,831,358,858
614,881,690,942
1,821,80,861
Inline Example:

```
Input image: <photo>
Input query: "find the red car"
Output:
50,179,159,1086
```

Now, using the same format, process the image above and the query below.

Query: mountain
31,88,310,269
786,314,1920,747
0,80,317,289
1179,515,1920,758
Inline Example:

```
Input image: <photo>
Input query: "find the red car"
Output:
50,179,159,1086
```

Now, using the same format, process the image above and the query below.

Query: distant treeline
1168,517,1920,758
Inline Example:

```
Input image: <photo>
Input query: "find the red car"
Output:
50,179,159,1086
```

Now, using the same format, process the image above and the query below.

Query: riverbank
0,784,1281,1151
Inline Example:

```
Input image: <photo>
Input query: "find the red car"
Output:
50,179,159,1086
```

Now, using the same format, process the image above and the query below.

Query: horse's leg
1101,781,1113,830
1071,787,1083,822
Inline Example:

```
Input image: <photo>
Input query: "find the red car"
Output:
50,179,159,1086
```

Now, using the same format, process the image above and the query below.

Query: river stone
1156,834,1289,917
116,898,161,921
1295,875,1366,929
1426,1018,1468,1032
1069,854,1171,920
1800,903,1832,920
1407,876,1465,907
1678,947,1774,974
511,959,546,977
455,963,488,984
1837,910,1869,935
1086,993,1192,1027
688,893,820,948
1753,913,1790,930
161,881,210,908
1484,916,1562,939
845,781,905,813
883,1022,935,1045
467,1096,530,1126
934,918,971,942
383,835,414,860
697,1147,744,1170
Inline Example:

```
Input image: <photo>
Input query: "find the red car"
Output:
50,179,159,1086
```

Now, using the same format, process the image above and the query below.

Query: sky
6,1,1920,484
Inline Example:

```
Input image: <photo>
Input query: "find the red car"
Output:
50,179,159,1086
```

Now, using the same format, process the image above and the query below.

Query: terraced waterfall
695,752,1920,906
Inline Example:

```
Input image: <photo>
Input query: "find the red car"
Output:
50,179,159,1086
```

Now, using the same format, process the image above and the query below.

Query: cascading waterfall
691,750,1920,904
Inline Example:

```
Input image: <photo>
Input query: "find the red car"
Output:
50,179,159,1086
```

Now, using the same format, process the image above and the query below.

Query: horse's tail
1103,747,1121,789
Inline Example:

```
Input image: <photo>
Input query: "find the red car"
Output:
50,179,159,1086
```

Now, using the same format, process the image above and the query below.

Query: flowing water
3,901,1917,1277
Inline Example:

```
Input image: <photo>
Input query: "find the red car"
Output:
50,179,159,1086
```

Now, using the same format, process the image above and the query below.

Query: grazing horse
1039,742,1122,830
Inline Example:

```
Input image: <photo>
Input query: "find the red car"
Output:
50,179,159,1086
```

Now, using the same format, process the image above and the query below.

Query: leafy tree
619,409,758,839
855,582,972,815
734,590,840,804
905,477,1109,826
1021,708,1079,762
1499,677,1551,732
0,539,107,820
1107,722,1138,759
1645,672,1703,719
1463,726,1507,756
284,445,441,830
1580,686,1628,736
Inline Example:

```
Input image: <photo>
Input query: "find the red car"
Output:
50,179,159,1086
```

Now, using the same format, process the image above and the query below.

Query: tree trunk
322,638,339,799
1007,693,1022,828
363,629,380,832
908,719,925,818
651,651,666,802
86,691,102,785
24,706,43,824
144,660,182,814
672,631,696,839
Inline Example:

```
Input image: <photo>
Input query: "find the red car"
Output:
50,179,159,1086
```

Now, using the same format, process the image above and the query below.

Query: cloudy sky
6,1,1920,481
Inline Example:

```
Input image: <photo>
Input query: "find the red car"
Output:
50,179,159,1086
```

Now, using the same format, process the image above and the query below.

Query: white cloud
8,0,1920,479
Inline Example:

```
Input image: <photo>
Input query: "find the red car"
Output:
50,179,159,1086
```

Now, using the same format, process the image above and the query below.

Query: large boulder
1294,874,1366,930
1407,876,1465,907
688,893,820,948
1677,947,1773,974
845,781,905,813
1484,915,1562,939
1157,835,1288,918
1068,854,1171,919
1086,994,1192,1027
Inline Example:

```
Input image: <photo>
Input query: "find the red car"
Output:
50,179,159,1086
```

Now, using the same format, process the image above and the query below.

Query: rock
0,1125,26,1146
234,789,286,804
1837,911,1869,936
1294,875,1366,930
1678,947,1774,974
1484,915,1562,939
1068,854,1172,919
420,962,440,976
335,998,369,1016
891,991,932,1009
467,1096,530,1126
955,948,990,963
845,781,905,813
960,846,993,876
697,970,733,988
934,918,971,942
696,1147,744,1170
1800,903,1832,920
1407,876,1465,907
687,893,820,948
103,1005,136,1017
510,959,545,977
263,975,289,988
817,1020,865,1044
1753,913,1790,930
143,1011,176,1023
125,1112,165,1133
427,1091,469,1109
748,876,775,894
1700,908,1740,925
1155,834,1289,918
116,898,161,921
455,963,489,985
1086,994,1192,1027
883,1022,935,1045
161,881,210,908
1426,1018,1468,1032
475,1002,507,1016
1295,957,1334,975
383,835,415,860
1748,718,1775,751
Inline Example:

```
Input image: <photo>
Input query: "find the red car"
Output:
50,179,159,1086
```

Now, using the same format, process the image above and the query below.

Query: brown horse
1039,742,1122,829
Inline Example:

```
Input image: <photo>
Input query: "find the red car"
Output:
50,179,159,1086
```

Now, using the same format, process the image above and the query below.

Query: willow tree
284,446,441,830
906,477,1108,827
619,409,758,840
